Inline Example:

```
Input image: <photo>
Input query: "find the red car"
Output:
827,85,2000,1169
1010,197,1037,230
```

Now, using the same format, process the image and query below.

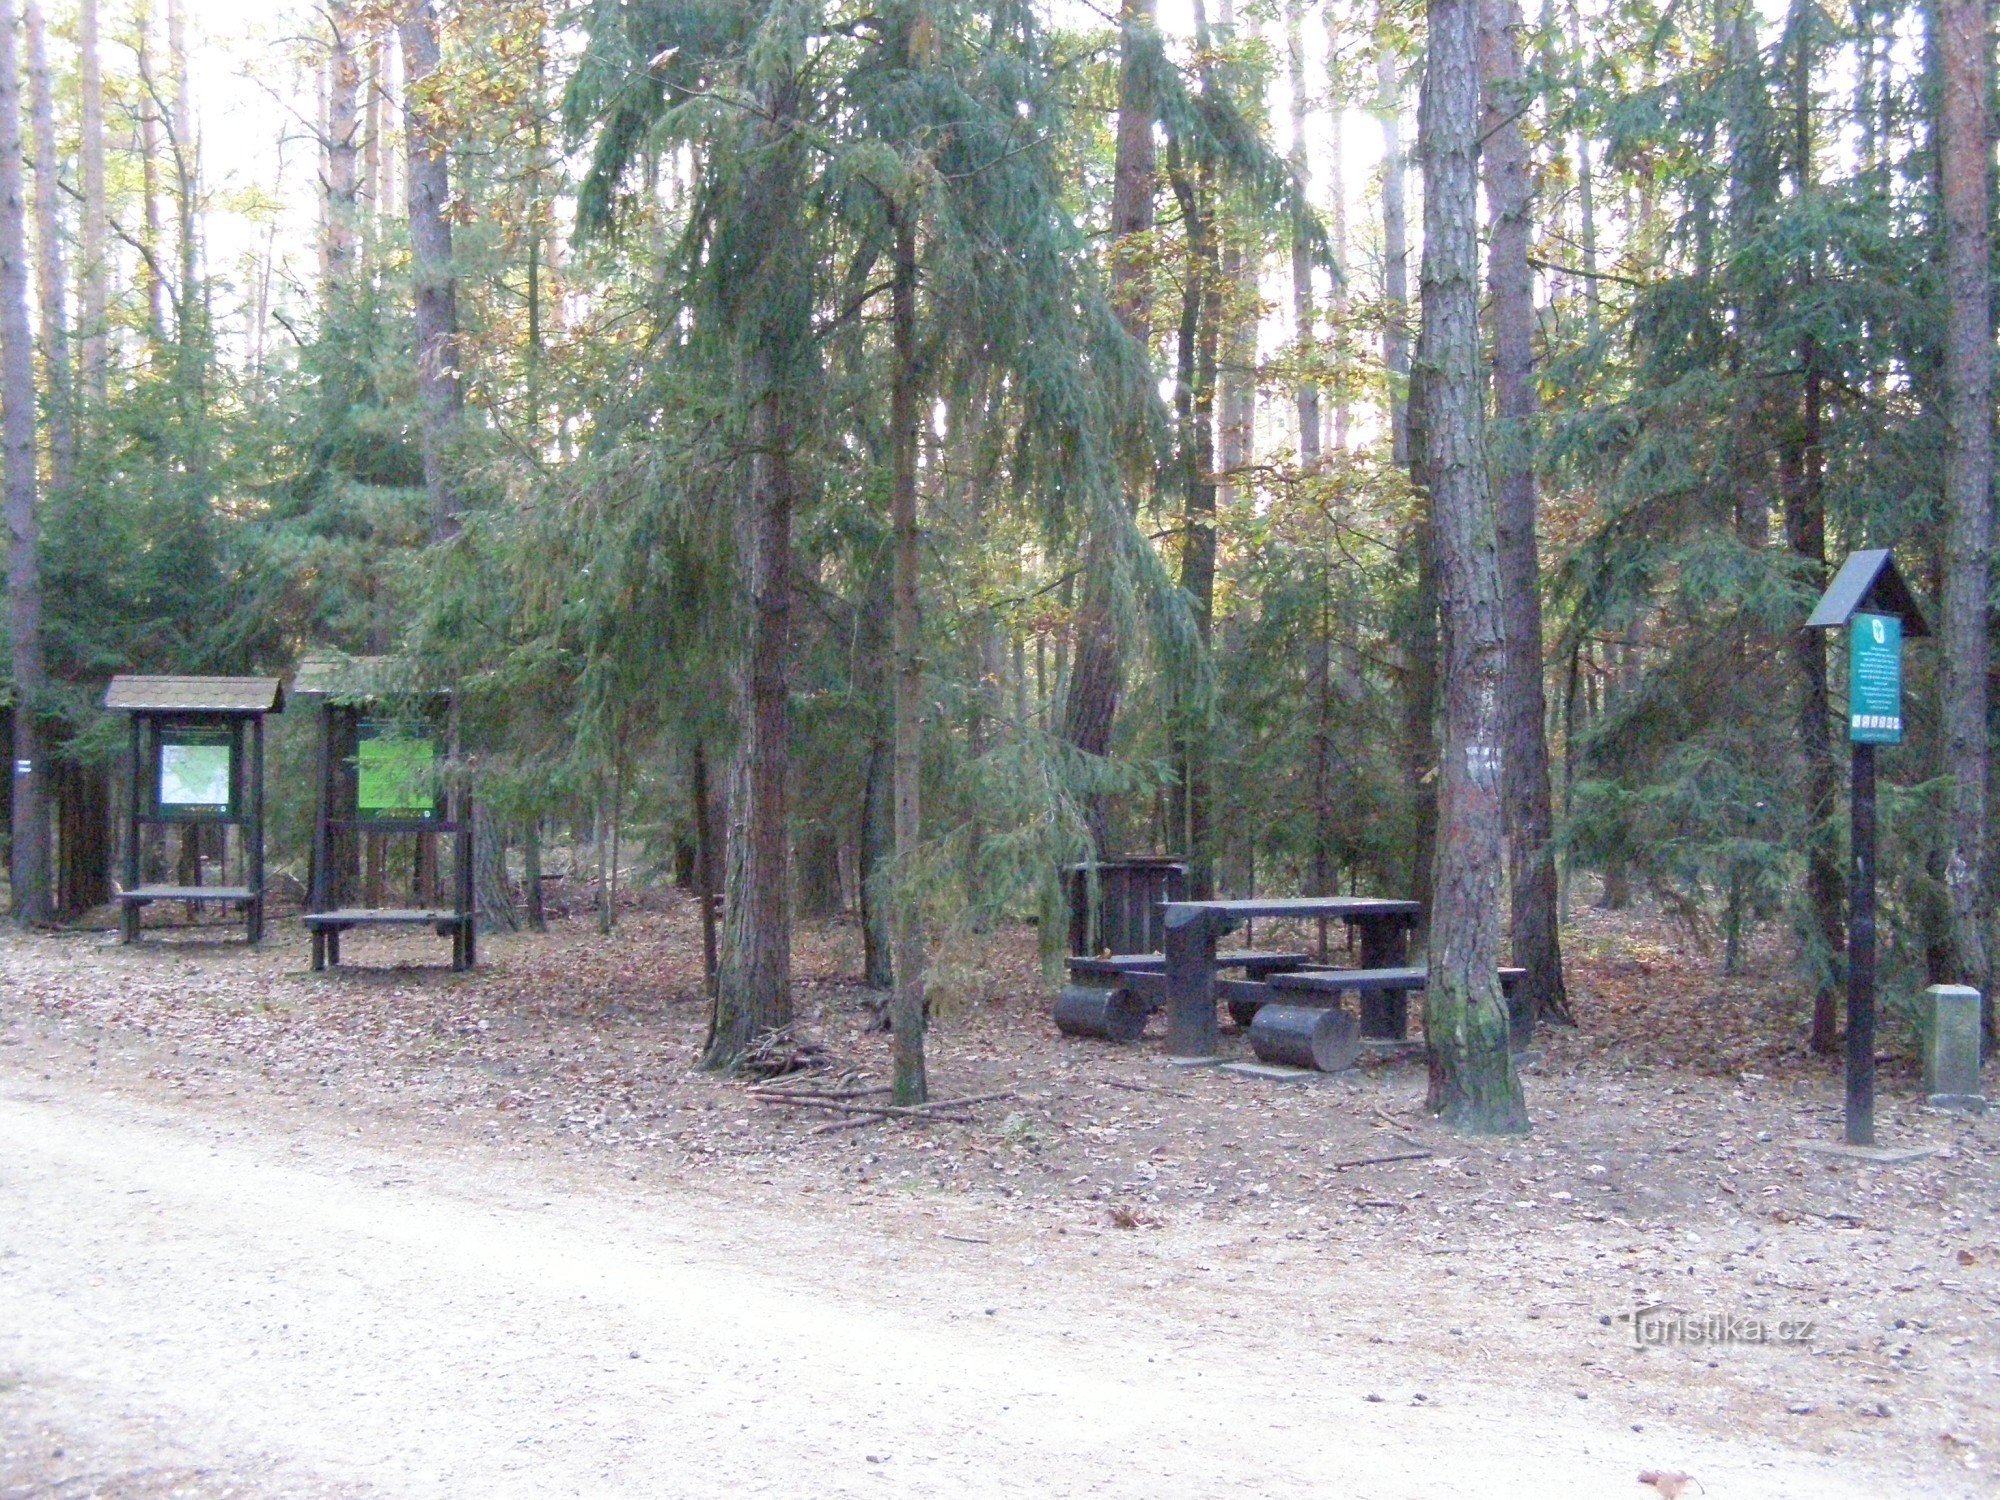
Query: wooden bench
305,908,476,972
116,885,261,944
1056,951,1311,1041
1262,965,1528,1041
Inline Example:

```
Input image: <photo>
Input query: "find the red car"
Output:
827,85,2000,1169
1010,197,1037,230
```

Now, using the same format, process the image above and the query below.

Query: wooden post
248,714,265,943
311,701,330,916
121,712,142,942
1847,740,1876,1146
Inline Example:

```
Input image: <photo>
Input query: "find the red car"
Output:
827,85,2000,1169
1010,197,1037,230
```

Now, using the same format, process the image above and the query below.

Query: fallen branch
774,1088,1012,1114
1330,1149,1433,1171
1107,1079,1194,1100
751,1083,893,1102
812,1110,976,1135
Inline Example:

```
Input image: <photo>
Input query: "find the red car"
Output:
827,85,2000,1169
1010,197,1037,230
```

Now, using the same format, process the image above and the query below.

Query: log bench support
1248,1003,1362,1072
307,910,476,973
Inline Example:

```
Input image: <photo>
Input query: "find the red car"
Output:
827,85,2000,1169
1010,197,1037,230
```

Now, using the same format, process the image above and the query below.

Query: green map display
356,721,438,817
1849,612,1903,746
159,739,232,812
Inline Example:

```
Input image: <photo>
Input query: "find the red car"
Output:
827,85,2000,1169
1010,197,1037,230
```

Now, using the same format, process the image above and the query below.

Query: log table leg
1356,916,1413,1039
1165,914,1221,1058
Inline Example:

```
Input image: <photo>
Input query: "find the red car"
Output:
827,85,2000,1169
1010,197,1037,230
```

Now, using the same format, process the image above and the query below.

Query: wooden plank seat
117,885,254,904
1254,964,1528,1041
305,909,475,972
1065,949,1311,981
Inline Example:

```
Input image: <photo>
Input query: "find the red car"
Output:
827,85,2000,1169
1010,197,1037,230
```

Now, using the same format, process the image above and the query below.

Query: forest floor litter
0,891,1994,1496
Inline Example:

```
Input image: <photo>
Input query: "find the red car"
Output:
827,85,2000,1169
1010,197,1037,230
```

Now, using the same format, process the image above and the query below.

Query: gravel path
0,1064,1919,1499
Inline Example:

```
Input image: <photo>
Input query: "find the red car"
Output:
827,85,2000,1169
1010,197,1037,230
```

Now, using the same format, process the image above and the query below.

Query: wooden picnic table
1161,897,1422,1058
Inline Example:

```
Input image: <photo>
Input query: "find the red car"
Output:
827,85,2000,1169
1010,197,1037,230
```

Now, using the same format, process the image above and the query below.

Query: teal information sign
1849,612,1903,745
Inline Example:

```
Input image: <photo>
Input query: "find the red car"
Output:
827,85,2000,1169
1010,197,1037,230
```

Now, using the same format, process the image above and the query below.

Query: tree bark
709,338,797,1065
888,206,928,1104
78,0,105,402
325,1,361,288
1062,0,1157,854
473,802,517,933
2,0,49,925
1325,4,1349,453
401,0,462,541
857,555,895,991
1419,0,1527,1132
135,0,166,344
1779,22,1844,1055
1374,5,1410,466
52,760,109,918
1286,0,1319,467
1938,0,1993,1042
706,55,809,1065
1479,0,1568,1030
24,0,67,494
1783,377,1843,1053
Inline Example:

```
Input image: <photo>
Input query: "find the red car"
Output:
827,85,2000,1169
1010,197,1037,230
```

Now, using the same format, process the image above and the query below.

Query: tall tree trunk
473,803,517,932
710,342,797,1064
25,0,68,494
1419,0,1527,1132
1785,376,1843,1053
1062,0,1157,854
857,557,895,990
888,207,928,1104
1480,0,1568,1030
135,0,166,345
1325,7,1350,453
401,0,461,541
1165,113,1219,899
52,760,109,918
1938,0,1993,1043
78,0,105,402
707,59,807,1067
363,31,383,225
167,0,193,310
1565,0,1600,333
1374,6,1409,465
2,0,48,925
1217,0,1254,511
325,2,360,289
1286,0,1319,467
1779,17,1844,1055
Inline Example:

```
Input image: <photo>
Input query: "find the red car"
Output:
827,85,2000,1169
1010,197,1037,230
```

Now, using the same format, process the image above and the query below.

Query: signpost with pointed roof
1808,550,1932,1146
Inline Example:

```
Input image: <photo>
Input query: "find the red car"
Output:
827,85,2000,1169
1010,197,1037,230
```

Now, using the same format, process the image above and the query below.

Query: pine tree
1419,0,1527,1132
2,0,49,924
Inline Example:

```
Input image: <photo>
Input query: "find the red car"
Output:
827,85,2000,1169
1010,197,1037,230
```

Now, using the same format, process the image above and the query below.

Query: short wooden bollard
1924,984,1986,1113
1053,985,1148,1043
1249,1003,1360,1072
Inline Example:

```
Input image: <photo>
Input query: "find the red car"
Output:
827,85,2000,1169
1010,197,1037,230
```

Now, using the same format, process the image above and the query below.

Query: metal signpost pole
1847,737,1876,1146
1845,610,1903,1147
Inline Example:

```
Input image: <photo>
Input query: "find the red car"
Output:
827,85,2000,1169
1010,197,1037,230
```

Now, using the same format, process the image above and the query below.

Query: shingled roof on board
1807,549,1932,637
291,655,442,704
104,675,285,714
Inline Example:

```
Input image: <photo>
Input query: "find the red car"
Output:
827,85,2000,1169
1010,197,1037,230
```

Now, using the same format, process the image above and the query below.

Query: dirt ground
0,892,1995,1496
